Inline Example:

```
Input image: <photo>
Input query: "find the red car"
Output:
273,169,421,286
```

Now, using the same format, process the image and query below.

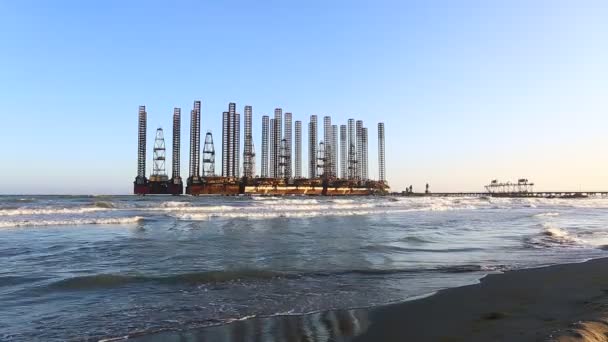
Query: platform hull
134,183,150,195
187,184,240,195
177,177,386,196
134,180,183,195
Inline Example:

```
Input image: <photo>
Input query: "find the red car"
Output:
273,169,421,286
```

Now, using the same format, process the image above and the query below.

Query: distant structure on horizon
133,100,388,195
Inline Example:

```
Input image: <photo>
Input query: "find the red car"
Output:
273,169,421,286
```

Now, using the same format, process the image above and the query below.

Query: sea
1,194,608,341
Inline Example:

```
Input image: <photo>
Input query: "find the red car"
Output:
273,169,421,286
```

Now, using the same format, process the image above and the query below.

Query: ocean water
1,195,608,341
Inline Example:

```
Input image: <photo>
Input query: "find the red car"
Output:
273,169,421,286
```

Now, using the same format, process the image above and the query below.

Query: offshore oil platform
134,101,389,196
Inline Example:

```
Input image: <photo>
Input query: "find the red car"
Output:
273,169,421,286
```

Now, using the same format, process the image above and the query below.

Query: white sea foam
159,201,191,208
534,212,560,217
0,207,108,217
331,199,355,204
173,209,375,221
147,205,237,213
0,216,143,228
268,198,319,205
168,197,500,221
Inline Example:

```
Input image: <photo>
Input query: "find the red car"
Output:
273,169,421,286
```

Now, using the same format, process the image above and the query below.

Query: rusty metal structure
134,106,183,195
135,100,390,196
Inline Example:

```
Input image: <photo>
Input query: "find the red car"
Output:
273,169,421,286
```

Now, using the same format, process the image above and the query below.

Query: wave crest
49,269,290,290
46,265,503,291
0,216,143,228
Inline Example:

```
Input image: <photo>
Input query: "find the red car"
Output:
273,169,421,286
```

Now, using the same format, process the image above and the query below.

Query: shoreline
127,258,608,342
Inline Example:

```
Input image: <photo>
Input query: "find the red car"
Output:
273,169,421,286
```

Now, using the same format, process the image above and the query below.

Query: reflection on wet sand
131,309,369,342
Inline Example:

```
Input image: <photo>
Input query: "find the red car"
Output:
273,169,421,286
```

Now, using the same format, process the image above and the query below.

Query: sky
1,0,607,194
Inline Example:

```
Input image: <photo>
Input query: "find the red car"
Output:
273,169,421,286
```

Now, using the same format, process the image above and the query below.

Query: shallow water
1,195,607,341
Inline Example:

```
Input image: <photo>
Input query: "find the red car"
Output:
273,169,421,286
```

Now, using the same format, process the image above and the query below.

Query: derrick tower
203,131,216,177
279,138,288,179
150,128,168,182
317,141,326,178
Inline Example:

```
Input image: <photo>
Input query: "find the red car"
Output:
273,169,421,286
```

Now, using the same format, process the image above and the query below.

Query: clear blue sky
1,1,607,194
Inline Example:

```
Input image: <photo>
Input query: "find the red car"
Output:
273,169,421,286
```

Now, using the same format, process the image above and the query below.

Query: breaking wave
0,216,143,228
94,201,116,209
525,223,584,248
541,224,581,244
48,269,289,290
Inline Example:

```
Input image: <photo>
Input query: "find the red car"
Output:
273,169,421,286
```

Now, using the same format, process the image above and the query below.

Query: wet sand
128,258,608,342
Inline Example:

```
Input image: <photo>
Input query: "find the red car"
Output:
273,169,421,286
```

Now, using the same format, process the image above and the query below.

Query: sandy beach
128,257,608,342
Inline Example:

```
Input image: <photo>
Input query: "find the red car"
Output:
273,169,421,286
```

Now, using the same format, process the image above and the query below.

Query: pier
415,192,608,198
396,179,608,198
